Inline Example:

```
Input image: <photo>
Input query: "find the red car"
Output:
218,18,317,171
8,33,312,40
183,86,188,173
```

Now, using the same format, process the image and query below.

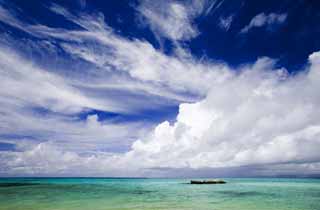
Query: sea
0,178,319,210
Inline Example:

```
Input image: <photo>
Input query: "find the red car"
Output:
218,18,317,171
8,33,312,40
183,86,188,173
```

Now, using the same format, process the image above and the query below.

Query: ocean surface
0,178,319,210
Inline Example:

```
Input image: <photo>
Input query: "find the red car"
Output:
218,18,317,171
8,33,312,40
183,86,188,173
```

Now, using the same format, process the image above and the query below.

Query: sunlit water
0,178,319,210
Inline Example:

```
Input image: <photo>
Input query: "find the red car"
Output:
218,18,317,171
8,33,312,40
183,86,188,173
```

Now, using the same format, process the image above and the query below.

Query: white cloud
0,2,231,101
0,45,151,155
0,45,154,115
0,3,210,111
0,142,138,176
0,4,26,31
1,3,320,177
120,53,320,173
3,51,320,177
139,1,198,41
137,0,219,42
44,4,233,97
241,13,287,33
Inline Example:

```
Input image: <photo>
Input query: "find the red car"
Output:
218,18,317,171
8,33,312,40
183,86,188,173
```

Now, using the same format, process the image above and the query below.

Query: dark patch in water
217,190,273,197
305,191,320,198
132,190,154,195
0,183,41,187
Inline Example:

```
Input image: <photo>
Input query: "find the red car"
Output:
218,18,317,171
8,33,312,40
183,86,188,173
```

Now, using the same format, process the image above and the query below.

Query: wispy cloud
46,3,232,97
137,0,222,42
240,13,287,33
218,15,233,31
0,46,148,153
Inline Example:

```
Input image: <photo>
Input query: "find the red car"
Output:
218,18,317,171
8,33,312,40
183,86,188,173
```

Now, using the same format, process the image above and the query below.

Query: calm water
0,178,319,210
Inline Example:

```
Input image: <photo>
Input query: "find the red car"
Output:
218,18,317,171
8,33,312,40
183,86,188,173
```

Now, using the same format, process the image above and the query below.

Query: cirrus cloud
240,13,287,33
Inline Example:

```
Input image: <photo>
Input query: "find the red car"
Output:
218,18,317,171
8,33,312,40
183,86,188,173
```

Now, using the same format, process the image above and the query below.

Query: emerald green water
0,178,319,210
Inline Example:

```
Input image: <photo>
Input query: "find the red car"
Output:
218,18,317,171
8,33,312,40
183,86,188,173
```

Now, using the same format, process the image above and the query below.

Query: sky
0,0,320,177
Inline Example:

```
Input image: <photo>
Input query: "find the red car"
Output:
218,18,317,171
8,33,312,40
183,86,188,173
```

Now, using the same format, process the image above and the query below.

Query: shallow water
0,178,319,210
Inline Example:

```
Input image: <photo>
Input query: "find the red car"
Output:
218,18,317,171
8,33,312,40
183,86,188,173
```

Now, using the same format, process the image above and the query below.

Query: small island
190,180,226,184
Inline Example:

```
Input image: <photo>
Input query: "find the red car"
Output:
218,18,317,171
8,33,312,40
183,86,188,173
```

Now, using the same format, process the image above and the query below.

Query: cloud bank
128,54,320,171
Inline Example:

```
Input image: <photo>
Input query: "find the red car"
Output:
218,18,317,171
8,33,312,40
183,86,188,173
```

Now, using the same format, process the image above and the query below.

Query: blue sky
1,0,320,177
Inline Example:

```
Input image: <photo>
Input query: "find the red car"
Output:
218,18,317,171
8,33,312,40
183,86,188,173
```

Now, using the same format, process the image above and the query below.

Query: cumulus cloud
240,13,287,33
122,54,320,174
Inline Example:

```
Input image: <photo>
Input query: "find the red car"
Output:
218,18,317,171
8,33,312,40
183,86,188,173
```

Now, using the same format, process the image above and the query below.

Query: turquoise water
0,178,319,210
